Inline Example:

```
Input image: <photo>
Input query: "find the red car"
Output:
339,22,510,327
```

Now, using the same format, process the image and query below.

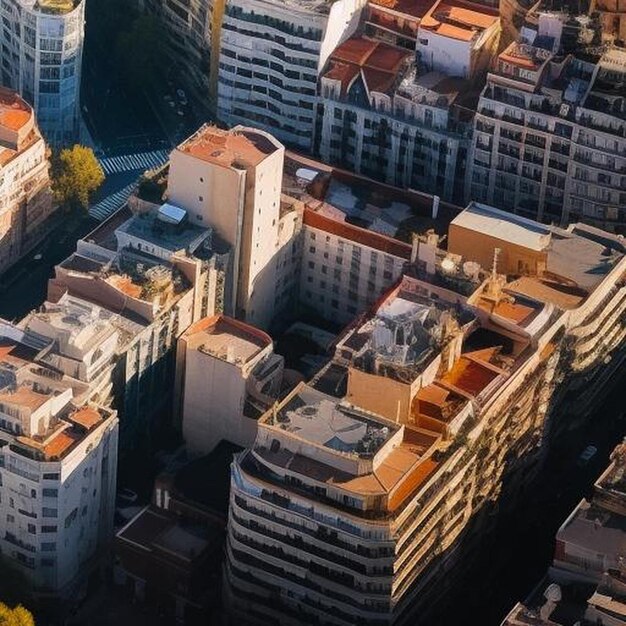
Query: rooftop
0,88,32,133
177,124,282,170
420,0,499,42
115,206,212,256
343,276,474,382
265,384,400,458
451,202,552,252
182,315,271,366
369,0,435,19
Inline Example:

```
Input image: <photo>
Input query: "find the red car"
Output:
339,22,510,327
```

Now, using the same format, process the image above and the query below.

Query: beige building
176,314,284,456
0,88,54,274
167,125,301,329
224,201,626,625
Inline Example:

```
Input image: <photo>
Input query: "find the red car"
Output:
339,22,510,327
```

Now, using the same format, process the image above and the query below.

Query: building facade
216,0,366,149
223,202,626,625
0,336,118,600
0,88,54,274
0,0,85,145
468,32,626,233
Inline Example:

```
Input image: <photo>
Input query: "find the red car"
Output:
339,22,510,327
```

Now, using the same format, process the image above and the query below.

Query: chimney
411,234,419,264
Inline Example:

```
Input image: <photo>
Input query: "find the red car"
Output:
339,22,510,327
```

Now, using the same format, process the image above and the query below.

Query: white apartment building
176,314,284,455
216,0,366,149
167,125,301,329
468,33,626,232
0,87,54,274
316,37,472,202
301,208,410,324
0,339,118,599
0,0,85,145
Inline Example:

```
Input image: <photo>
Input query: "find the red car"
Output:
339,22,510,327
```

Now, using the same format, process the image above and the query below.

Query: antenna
492,247,501,281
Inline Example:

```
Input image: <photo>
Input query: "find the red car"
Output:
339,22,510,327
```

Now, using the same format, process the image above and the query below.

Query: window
42,508,57,518
198,196,203,202
42,488,57,498
41,558,55,567
321,266,327,275
331,299,338,309
309,246,316,253
41,542,56,552
41,526,57,533
308,261,315,269
27,524,36,534
42,473,59,480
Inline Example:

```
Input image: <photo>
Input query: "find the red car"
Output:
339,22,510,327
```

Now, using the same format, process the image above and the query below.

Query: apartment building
175,314,284,456
167,125,302,329
0,0,85,145
223,201,626,625
468,24,626,233
502,442,626,626
145,0,214,102
216,0,366,149
593,0,626,45
0,88,54,274
316,36,473,202
300,209,410,324
0,335,118,600
29,202,228,451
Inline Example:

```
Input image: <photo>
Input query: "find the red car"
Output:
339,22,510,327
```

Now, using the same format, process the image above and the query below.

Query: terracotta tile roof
303,208,412,260
324,37,410,96
421,0,498,41
42,430,80,460
0,88,32,132
69,406,102,430
369,0,435,19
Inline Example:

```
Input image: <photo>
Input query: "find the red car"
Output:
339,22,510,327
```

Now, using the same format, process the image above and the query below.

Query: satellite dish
441,257,456,273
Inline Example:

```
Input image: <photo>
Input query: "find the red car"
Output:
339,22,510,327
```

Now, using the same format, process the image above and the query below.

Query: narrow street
436,376,626,626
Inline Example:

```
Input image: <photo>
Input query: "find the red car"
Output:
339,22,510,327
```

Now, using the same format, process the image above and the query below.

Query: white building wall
0,0,85,145
300,224,407,325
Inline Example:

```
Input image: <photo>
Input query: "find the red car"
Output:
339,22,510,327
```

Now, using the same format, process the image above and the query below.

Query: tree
52,145,105,210
0,602,35,626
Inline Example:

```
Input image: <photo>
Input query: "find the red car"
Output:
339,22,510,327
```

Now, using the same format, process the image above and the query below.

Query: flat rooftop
283,151,461,240
451,202,552,252
183,315,271,366
266,384,400,458
116,208,211,254
177,124,281,169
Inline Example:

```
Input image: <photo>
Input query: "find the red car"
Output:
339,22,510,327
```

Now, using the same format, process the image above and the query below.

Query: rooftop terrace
182,315,271,367
177,125,281,170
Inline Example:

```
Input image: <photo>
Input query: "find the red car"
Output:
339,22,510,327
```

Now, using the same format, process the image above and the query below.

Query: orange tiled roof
369,0,435,19
421,0,498,41
70,406,102,430
42,429,79,460
0,88,32,132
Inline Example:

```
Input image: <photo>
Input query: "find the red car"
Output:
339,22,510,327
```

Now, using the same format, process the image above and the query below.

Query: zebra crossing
98,149,170,176
89,183,137,222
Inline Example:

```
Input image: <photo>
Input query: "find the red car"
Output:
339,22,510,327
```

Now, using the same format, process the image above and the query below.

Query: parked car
578,445,598,466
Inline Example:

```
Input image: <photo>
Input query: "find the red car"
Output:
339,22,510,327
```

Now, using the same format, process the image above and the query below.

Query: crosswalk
98,149,170,176
89,183,137,222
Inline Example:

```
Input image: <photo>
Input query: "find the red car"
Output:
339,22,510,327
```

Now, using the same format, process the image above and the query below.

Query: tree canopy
0,603,35,626
52,145,105,210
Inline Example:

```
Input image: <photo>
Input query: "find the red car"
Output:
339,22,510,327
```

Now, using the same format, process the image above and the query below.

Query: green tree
0,602,35,626
52,145,105,210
